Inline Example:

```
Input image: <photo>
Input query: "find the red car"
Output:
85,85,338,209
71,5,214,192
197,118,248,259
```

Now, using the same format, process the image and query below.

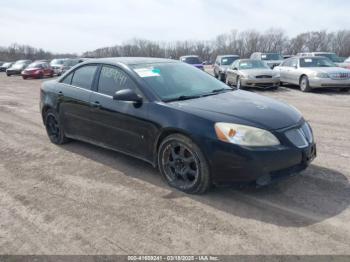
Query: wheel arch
153,128,201,167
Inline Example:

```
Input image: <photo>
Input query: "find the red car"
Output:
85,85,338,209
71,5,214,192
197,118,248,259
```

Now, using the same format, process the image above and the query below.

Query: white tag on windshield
134,68,160,78
304,59,312,63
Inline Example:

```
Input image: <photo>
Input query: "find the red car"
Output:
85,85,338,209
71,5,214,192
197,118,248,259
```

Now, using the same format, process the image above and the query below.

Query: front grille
285,122,313,148
255,75,272,79
329,72,350,80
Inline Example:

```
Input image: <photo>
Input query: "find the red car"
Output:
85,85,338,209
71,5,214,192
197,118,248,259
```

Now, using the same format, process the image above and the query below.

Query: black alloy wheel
45,109,69,145
158,134,211,194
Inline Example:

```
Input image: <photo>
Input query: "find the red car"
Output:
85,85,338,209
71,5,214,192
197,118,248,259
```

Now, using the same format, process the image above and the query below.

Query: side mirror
113,89,142,104
232,67,238,70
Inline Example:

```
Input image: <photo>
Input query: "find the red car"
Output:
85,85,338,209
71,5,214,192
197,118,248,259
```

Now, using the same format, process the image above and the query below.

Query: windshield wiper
201,88,232,97
163,95,201,102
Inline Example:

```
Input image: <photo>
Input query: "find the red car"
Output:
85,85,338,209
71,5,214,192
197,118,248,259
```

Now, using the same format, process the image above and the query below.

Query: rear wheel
22,76,27,80
45,109,69,145
158,134,211,194
300,75,311,92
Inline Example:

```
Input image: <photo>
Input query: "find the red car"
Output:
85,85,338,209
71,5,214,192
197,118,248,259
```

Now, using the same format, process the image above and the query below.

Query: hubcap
162,142,199,190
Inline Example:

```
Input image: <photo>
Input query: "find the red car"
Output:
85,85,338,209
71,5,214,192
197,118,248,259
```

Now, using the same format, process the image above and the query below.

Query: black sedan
40,57,316,194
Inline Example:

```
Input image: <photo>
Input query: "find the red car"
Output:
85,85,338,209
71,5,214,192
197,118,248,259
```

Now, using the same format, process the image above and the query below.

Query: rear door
88,65,154,160
58,64,98,139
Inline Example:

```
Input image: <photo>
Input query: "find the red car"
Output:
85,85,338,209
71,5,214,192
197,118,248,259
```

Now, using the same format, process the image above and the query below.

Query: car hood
169,90,302,130
302,67,350,73
239,69,275,76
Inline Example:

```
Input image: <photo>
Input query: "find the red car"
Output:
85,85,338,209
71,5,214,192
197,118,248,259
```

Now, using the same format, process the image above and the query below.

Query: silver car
213,55,240,81
250,52,283,68
274,56,350,92
225,59,280,89
50,58,68,76
297,52,344,66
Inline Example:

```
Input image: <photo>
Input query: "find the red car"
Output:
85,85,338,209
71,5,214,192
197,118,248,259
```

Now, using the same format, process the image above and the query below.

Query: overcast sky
0,0,348,54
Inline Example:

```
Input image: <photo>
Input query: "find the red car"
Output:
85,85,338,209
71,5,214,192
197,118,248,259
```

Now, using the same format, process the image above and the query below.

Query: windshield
2,63,11,67
261,53,283,61
221,56,239,65
131,62,231,101
182,57,202,65
27,62,44,69
50,59,66,65
238,60,270,70
300,57,336,68
314,53,342,63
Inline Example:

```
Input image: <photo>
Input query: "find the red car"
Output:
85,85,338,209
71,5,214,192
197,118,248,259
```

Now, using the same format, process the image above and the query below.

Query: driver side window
97,66,139,97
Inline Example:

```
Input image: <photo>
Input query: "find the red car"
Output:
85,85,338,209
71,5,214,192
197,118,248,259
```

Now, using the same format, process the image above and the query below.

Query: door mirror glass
113,89,142,103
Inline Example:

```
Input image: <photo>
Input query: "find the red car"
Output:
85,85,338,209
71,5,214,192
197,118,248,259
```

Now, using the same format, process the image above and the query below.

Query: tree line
1,29,350,62
83,29,350,62
0,44,76,61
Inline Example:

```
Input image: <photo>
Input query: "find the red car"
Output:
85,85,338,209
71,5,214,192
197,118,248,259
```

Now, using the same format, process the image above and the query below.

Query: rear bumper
309,77,350,88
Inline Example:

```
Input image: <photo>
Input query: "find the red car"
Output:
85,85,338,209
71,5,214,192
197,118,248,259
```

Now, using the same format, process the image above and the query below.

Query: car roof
217,55,239,58
85,57,177,66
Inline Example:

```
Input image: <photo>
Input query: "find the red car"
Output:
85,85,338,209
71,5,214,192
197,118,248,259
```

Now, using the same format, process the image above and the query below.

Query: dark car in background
6,60,32,76
61,58,87,74
50,58,68,76
0,62,13,72
40,57,316,194
179,55,204,70
213,55,240,81
21,61,54,79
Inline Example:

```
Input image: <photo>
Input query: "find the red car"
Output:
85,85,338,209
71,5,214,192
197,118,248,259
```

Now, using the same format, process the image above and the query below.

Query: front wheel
236,77,242,89
300,76,311,92
225,76,231,86
158,134,211,194
45,109,69,145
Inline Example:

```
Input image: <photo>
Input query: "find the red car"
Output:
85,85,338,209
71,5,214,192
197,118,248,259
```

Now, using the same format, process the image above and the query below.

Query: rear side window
97,66,137,96
71,65,97,90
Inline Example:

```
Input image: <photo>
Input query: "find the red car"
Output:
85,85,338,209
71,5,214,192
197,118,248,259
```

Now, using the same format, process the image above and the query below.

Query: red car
21,62,54,79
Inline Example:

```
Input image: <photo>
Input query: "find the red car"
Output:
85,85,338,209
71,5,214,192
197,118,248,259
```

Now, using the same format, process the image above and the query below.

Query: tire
6,73,11,77
22,76,27,80
158,134,211,194
44,109,69,145
300,75,311,92
218,73,225,82
236,76,242,89
225,76,231,86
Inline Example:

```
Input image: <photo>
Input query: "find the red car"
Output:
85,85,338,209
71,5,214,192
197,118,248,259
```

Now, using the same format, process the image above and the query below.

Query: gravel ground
0,72,349,255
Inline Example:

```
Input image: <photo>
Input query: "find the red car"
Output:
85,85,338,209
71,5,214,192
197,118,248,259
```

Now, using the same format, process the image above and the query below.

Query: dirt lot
0,71,349,255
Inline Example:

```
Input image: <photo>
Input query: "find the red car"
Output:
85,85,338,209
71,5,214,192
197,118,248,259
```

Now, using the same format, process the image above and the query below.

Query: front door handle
58,91,64,97
91,101,101,108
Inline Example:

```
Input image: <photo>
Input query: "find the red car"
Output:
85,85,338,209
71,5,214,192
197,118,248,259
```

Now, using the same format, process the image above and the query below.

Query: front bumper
309,77,350,88
6,69,22,75
241,78,280,89
200,122,316,186
22,71,42,78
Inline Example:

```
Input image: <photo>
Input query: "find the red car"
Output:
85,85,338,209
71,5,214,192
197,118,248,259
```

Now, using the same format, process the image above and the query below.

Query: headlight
215,123,280,146
315,72,329,78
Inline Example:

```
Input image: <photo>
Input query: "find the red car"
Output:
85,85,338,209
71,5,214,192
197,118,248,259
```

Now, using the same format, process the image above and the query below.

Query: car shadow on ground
62,140,350,228
269,84,350,95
